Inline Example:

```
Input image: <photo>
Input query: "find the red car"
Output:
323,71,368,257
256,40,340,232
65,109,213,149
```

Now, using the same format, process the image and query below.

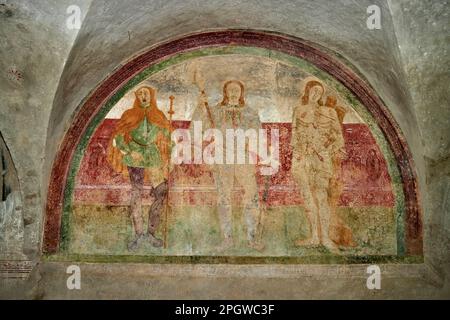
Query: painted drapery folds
47,42,422,263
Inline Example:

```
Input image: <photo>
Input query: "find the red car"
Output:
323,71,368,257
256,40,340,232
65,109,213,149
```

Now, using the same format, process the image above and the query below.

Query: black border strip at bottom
1,300,444,319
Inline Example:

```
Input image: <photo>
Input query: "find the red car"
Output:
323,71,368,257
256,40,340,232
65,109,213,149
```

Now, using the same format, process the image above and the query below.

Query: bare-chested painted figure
291,80,345,251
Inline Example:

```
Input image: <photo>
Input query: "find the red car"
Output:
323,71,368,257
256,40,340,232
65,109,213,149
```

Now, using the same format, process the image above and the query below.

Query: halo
298,76,324,92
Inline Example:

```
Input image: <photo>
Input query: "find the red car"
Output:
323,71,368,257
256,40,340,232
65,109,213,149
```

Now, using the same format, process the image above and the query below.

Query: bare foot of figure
322,238,340,254
148,233,163,248
217,237,233,253
294,237,321,247
127,233,146,251
248,240,265,252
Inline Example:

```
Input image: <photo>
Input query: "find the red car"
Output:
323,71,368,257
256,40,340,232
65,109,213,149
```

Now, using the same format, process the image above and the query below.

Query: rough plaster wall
0,0,448,298
0,0,91,258
388,0,450,278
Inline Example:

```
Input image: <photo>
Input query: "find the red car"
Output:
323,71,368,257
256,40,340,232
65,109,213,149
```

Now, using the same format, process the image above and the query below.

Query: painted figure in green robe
108,86,172,251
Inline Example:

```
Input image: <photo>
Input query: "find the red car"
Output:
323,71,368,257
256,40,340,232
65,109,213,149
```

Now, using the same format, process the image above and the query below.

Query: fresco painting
64,49,406,260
